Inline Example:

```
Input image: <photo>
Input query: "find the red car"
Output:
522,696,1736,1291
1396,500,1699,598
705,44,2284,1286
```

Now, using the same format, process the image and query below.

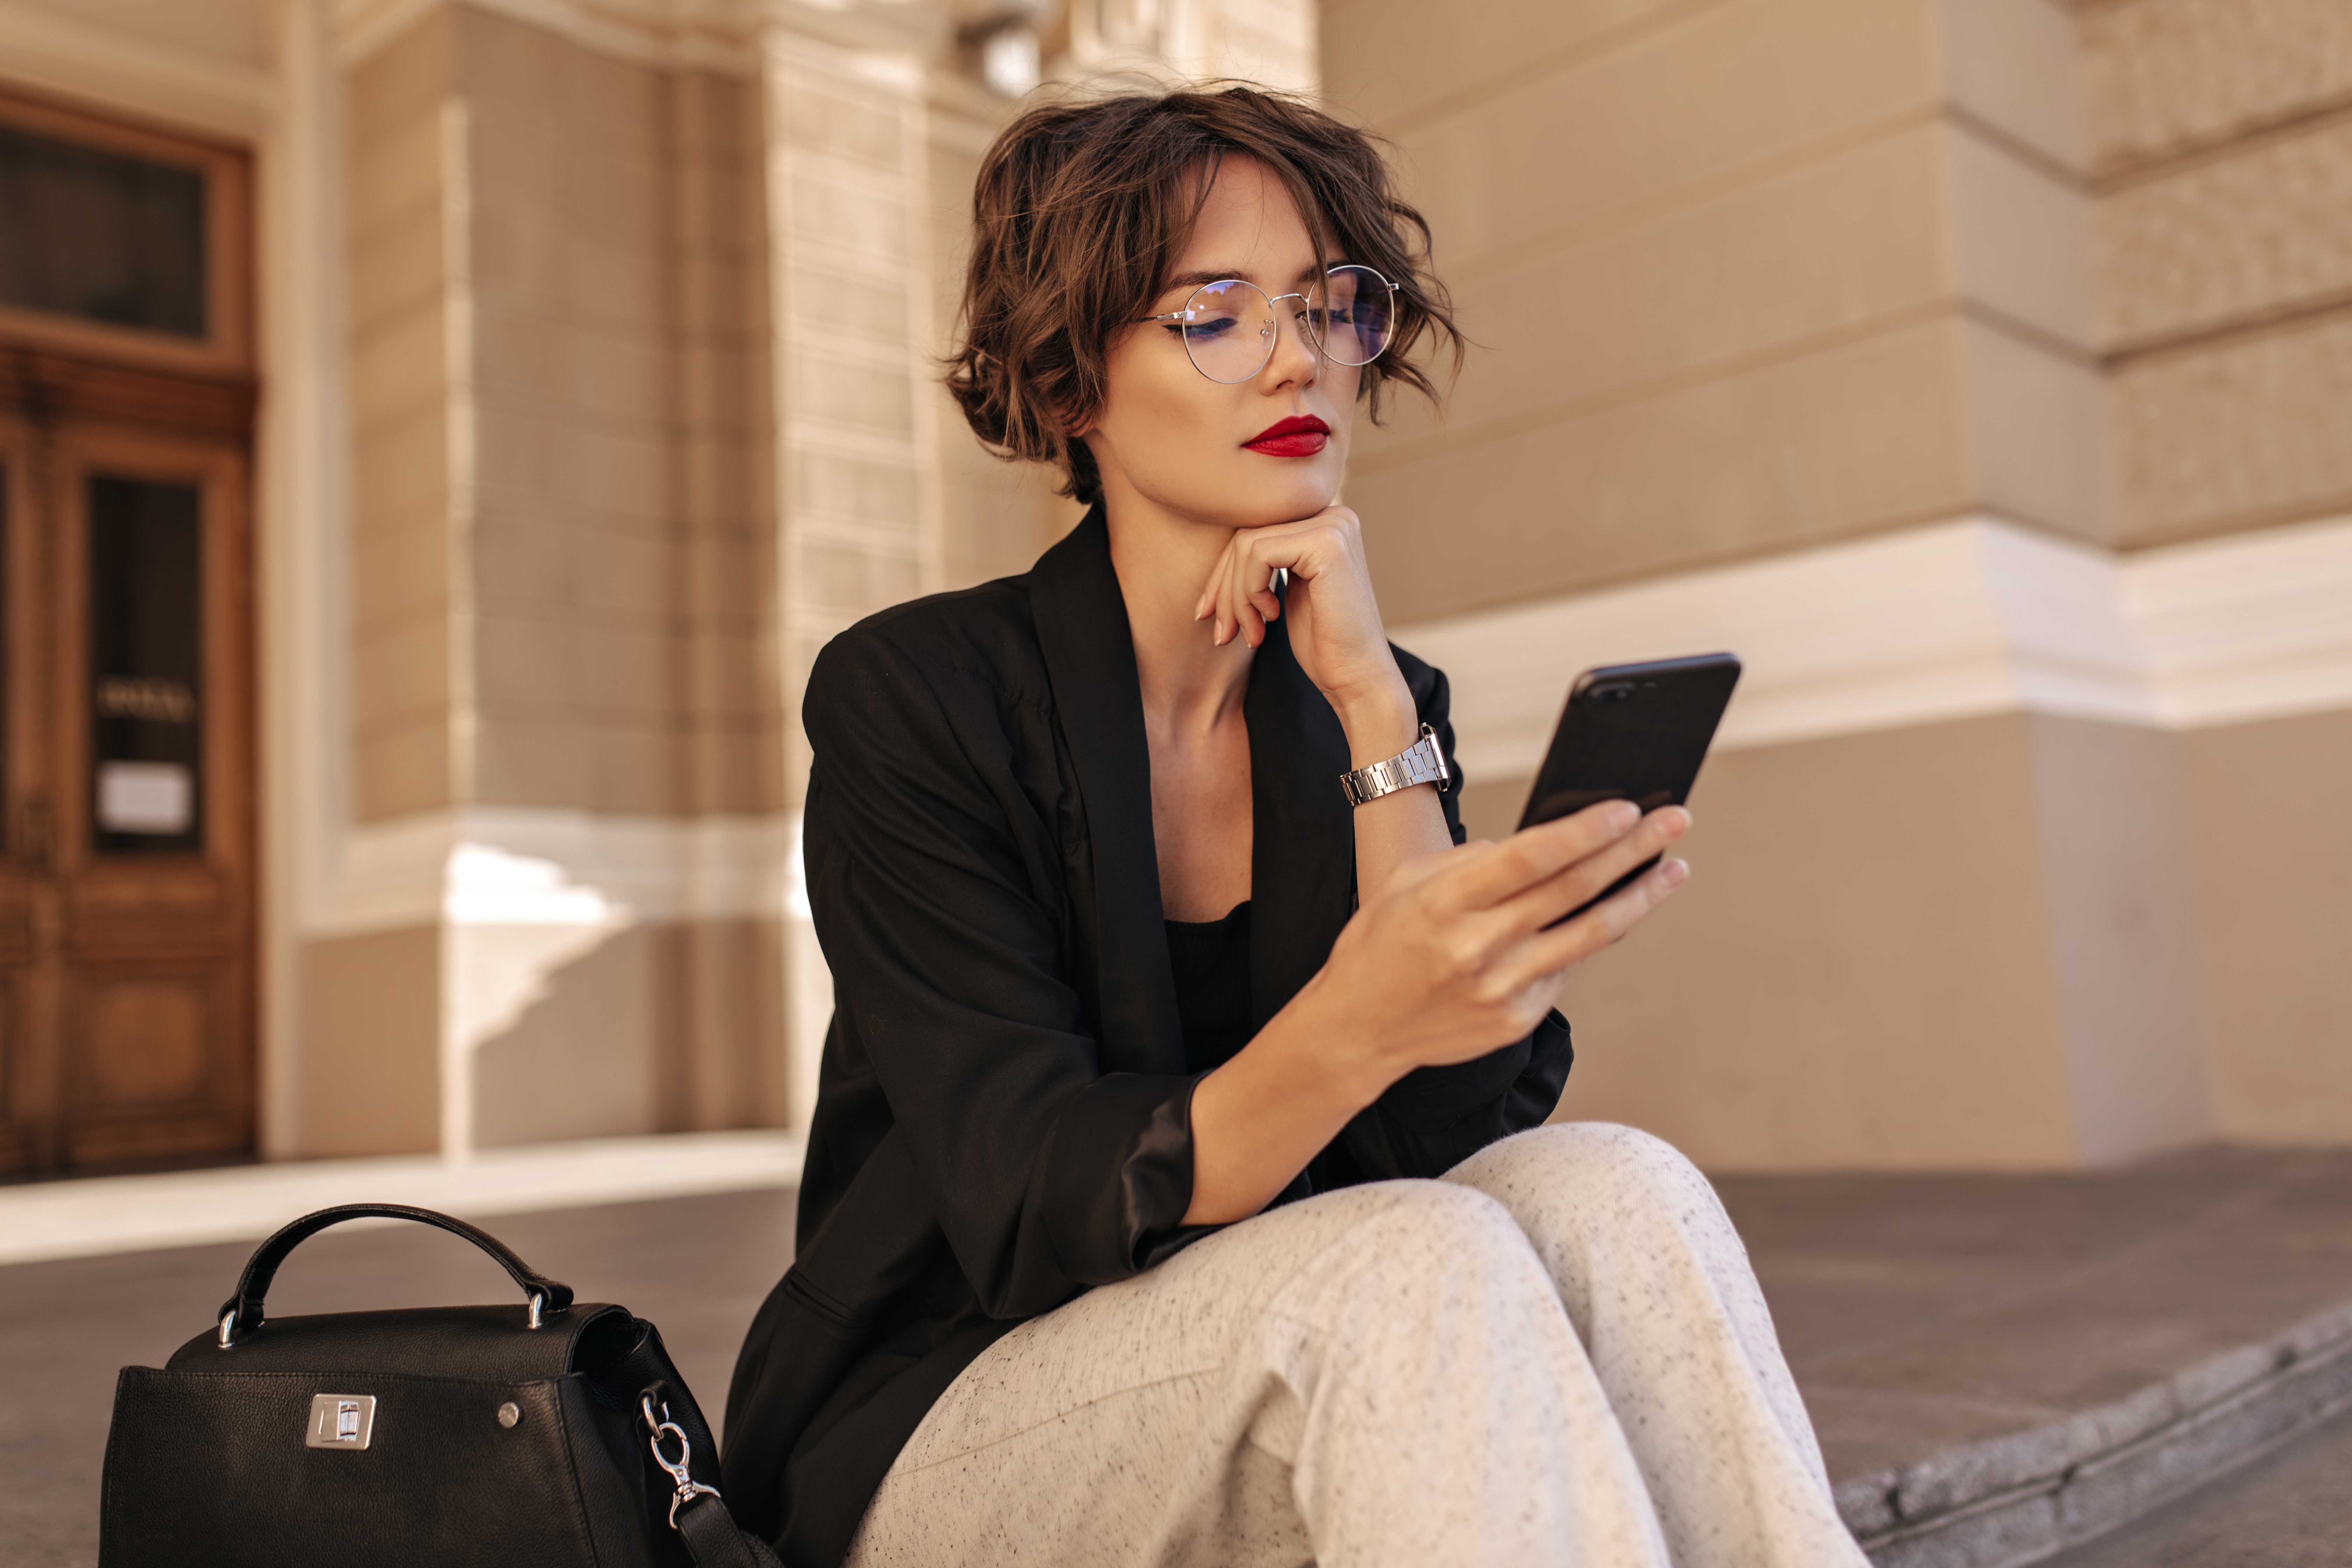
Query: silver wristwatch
1339,723,1451,806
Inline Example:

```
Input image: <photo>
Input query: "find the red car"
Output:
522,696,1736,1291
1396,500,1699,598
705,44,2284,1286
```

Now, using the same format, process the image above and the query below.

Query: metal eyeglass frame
1140,264,1396,384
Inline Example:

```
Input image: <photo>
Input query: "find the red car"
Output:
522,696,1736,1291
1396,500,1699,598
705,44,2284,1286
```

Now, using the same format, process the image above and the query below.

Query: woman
723,87,1866,1568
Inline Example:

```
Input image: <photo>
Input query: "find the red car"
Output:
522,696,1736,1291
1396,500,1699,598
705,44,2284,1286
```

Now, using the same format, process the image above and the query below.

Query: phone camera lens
1591,682,1636,704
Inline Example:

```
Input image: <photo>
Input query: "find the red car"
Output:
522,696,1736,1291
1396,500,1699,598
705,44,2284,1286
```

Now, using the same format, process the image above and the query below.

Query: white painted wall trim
312,807,803,936
2125,517,2352,730
1392,513,2352,784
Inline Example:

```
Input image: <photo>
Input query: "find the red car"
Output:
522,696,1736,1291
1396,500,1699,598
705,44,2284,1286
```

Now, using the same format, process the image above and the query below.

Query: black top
1165,902,1254,1074
720,506,1575,1567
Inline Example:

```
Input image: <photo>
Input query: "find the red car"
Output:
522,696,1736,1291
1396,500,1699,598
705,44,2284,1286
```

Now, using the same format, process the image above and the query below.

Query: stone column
304,1,791,1158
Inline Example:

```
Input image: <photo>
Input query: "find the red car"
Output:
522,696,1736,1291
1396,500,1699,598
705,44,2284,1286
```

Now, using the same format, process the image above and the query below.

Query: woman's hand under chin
1193,504,1413,731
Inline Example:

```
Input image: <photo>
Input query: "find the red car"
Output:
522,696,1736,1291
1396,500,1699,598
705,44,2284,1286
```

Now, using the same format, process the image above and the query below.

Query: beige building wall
2087,0,2352,548
0,0,1315,1164
1329,0,2102,615
346,12,461,825
1336,0,2352,1165
2082,0,2352,1144
2180,709,2352,1141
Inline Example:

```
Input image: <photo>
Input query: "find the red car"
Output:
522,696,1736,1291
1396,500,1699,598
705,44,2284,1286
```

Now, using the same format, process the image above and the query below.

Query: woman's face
1078,156,1361,532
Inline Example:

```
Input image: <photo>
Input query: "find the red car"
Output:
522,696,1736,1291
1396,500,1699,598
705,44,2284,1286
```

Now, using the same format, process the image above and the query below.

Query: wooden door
0,89,257,1176
0,413,255,1175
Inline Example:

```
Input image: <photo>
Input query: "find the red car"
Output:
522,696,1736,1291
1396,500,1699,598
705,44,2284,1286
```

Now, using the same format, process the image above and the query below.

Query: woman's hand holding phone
1310,800,1692,1094
1182,800,1689,1226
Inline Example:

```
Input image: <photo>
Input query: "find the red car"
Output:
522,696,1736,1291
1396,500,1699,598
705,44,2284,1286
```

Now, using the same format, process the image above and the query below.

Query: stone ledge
1837,1297,2352,1567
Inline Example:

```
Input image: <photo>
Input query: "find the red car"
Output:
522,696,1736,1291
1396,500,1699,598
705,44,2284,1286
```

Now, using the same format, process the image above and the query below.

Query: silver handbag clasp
641,1394,722,1528
304,1393,377,1450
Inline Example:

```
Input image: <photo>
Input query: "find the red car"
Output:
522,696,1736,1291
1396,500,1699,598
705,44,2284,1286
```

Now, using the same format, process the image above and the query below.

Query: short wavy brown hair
945,86,1462,506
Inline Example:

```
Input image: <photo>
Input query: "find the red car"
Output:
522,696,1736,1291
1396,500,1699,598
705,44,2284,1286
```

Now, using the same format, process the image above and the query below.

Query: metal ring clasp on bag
642,1395,722,1528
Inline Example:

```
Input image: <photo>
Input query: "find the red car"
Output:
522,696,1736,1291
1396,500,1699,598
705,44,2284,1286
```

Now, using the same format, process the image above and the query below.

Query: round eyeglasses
1141,265,1396,384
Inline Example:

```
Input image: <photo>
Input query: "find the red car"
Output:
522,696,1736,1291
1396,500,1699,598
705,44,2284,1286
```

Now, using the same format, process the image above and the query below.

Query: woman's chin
1129,469,1339,531
1221,480,1341,530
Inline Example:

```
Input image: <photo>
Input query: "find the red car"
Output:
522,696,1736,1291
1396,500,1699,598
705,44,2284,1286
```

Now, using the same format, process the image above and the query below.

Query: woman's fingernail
1659,858,1689,887
1610,801,1641,832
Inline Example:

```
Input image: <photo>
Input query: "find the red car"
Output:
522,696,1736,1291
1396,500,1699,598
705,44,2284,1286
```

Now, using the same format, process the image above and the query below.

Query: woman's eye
1186,315,1243,338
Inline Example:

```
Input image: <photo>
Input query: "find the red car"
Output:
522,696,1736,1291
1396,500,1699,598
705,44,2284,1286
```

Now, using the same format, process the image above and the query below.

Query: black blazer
722,506,1574,1565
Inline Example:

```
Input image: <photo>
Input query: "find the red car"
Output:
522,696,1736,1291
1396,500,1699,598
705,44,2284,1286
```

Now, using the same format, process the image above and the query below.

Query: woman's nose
1263,298,1320,383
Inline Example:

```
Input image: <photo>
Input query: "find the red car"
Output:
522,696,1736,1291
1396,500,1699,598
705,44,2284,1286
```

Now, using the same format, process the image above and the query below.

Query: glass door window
89,476,205,854
0,121,208,340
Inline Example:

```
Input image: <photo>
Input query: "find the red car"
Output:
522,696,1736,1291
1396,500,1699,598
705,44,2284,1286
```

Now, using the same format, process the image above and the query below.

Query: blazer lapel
1026,507,1188,1076
1028,507,1357,1062
1245,611,1357,1029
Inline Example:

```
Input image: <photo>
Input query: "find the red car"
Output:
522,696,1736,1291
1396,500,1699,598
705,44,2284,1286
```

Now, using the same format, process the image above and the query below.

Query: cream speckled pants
844,1124,1868,1568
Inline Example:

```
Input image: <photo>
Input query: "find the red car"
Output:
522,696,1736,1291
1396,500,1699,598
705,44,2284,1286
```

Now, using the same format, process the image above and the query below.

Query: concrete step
1841,1299,2352,1566
2036,1399,2352,1567
1717,1144,2352,1568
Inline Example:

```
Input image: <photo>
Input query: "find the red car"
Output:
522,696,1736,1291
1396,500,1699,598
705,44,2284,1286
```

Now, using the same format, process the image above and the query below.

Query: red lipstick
1244,414,1330,458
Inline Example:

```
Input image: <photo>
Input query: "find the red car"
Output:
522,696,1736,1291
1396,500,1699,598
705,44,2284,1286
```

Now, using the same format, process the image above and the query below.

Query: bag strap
674,1493,785,1568
641,1387,786,1568
215,1203,576,1346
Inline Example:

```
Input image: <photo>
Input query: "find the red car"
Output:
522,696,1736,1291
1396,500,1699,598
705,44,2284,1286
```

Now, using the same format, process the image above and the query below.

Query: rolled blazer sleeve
803,628,1196,1321
1329,655,1577,1182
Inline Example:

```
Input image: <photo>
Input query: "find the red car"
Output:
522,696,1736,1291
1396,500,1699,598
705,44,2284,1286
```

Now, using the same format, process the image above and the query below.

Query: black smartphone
1517,652,1742,919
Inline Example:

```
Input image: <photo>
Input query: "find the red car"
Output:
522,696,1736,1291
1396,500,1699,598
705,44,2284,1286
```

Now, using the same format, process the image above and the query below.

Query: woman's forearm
1181,980,1387,1225
1336,683,1455,905
1178,686,1453,1225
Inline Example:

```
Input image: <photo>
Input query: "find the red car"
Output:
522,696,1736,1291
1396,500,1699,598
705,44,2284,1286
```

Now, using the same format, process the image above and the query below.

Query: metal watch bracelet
1339,723,1451,806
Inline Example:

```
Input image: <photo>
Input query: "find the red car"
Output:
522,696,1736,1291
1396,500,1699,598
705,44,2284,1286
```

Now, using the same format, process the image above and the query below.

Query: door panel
0,414,253,1174
66,966,239,1166
78,972,216,1108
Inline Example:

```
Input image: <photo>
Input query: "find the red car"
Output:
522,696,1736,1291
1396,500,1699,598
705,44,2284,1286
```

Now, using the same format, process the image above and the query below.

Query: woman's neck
1105,496,1255,736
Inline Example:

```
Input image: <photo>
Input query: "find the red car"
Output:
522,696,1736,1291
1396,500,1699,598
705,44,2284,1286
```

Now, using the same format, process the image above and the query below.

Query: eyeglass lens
1317,266,1395,369
1174,266,1395,383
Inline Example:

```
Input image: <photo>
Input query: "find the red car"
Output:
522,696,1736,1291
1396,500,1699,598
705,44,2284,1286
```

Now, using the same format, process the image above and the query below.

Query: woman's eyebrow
1160,262,1329,293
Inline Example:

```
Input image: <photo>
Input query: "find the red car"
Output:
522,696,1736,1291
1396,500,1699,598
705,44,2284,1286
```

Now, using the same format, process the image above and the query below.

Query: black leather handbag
99,1203,783,1568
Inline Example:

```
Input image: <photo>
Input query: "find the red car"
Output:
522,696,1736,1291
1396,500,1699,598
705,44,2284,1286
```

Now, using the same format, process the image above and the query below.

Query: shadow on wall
470,919,789,1147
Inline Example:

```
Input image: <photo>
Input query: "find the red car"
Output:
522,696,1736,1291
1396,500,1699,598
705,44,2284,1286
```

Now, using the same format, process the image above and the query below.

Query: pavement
6,1140,2351,1566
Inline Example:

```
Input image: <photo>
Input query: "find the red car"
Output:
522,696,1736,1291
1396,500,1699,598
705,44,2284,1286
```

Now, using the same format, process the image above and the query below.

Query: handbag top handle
214,1203,578,1349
